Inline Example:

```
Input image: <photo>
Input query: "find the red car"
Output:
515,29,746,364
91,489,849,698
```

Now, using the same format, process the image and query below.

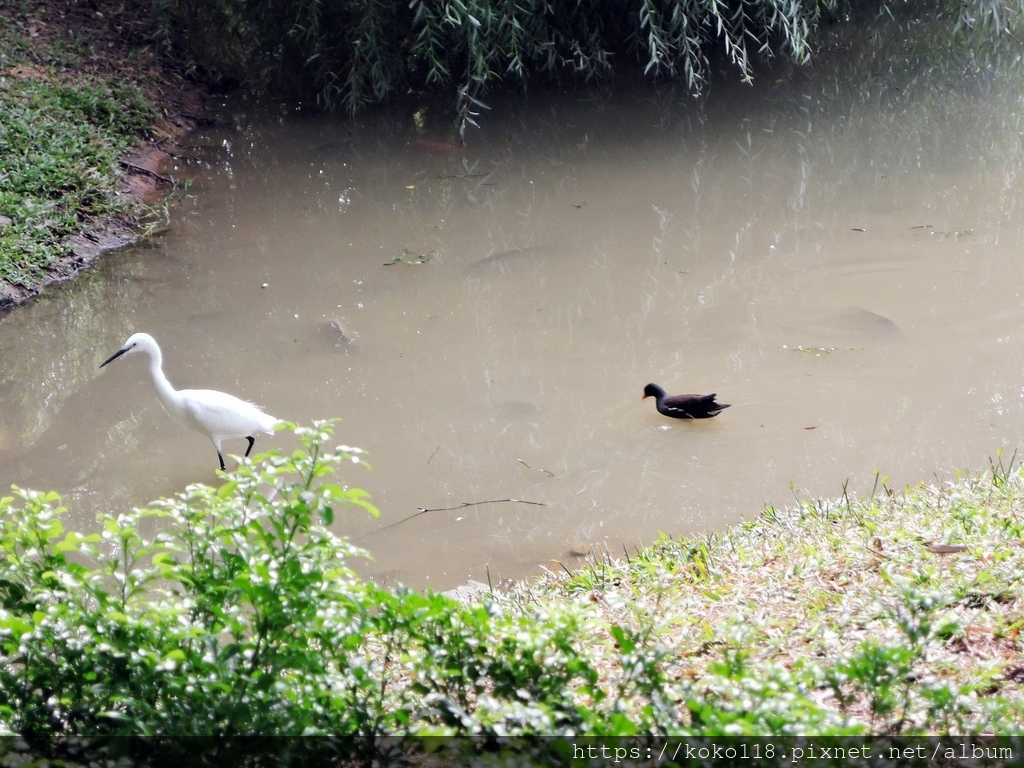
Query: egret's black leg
244,436,256,457
217,451,226,471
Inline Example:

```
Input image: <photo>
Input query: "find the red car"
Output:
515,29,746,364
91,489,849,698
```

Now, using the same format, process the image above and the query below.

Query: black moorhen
642,383,731,419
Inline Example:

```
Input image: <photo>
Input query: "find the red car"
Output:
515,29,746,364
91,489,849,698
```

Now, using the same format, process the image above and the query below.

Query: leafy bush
0,422,632,762
0,423,377,743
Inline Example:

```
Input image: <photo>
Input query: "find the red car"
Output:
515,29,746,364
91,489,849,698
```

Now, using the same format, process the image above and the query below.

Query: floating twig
427,446,440,464
383,248,434,266
358,498,546,540
417,498,546,514
517,458,555,477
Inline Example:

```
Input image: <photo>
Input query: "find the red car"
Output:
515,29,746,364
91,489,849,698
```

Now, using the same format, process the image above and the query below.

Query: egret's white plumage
100,332,279,470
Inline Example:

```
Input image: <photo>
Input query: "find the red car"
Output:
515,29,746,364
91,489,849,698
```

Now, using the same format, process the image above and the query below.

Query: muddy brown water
3,26,1024,590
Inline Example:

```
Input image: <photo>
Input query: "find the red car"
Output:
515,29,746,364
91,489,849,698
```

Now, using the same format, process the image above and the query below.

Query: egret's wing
178,388,277,438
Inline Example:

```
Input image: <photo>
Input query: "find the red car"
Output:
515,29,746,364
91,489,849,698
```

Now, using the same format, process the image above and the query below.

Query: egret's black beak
100,346,130,368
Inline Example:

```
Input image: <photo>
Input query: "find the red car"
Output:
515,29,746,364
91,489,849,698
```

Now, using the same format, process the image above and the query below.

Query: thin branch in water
357,498,546,540
355,509,428,540
518,458,555,477
427,446,440,464
418,498,546,513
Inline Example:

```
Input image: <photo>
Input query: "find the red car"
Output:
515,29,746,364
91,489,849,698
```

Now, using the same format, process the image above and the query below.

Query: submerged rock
318,318,357,347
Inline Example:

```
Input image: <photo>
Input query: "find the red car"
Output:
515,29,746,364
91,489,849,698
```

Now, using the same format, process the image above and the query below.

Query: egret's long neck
146,347,181,415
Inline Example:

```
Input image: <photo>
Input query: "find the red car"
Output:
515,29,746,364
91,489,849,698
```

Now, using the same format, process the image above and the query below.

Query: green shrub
0,422,629,762
0,422,379,744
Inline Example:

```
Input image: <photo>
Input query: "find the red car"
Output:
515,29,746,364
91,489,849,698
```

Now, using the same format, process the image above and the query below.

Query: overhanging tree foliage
149,0,1024,132
150,0,825,133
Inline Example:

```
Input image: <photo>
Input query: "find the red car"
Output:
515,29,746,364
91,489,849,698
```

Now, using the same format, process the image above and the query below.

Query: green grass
533,454,1024,734
0,16,156,303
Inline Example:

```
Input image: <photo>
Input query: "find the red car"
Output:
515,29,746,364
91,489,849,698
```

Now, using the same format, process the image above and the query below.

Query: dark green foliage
147,0,1024,134
150,0,825,132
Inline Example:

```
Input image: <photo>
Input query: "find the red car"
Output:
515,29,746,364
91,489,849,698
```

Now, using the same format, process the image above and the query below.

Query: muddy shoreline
40,99,205,304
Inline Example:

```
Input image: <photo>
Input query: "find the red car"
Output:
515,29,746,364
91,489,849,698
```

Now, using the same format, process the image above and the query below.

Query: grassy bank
0,2,184,311
533,456,1024,734
1,424,1021,764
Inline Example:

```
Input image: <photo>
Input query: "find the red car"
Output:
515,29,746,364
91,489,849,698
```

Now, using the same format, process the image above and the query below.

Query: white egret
100,332,279,470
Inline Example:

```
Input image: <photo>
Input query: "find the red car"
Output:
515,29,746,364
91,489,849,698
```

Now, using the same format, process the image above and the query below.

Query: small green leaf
609,625,634,653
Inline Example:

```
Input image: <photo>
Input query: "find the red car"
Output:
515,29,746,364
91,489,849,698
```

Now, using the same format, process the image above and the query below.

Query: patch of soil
1,0,212,311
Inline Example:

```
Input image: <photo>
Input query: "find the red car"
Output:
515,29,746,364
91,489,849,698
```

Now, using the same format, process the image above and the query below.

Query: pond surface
3,22,1024,590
